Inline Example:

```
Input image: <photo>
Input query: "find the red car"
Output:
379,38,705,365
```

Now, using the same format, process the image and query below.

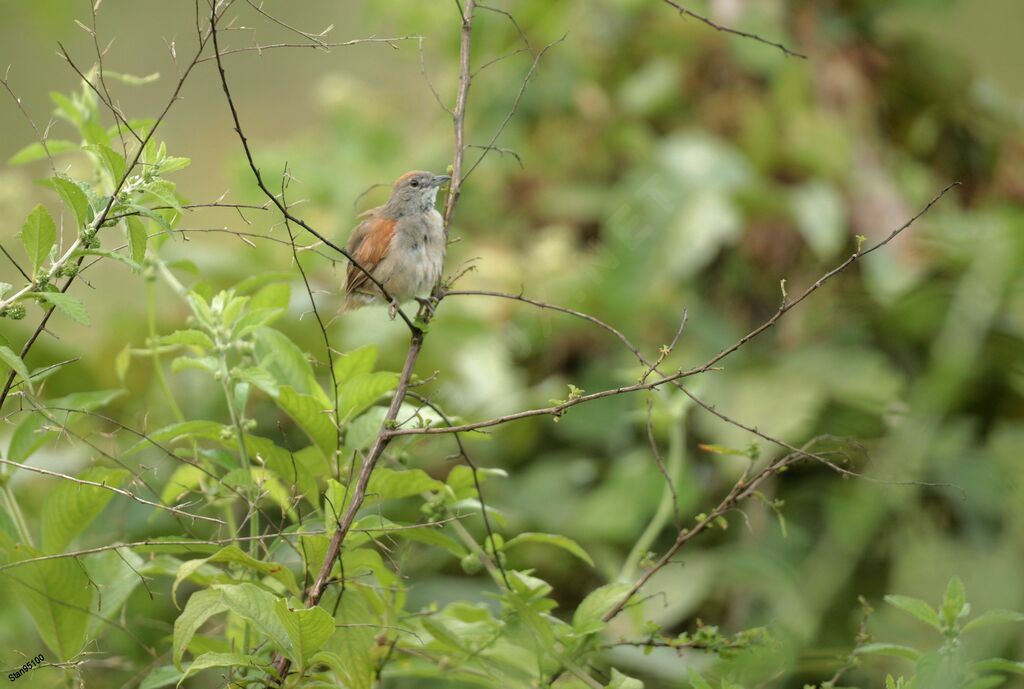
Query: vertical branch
270,2,478,683
441,0,476,231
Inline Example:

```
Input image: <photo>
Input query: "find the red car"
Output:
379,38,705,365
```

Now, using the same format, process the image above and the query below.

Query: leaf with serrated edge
20,204,56,278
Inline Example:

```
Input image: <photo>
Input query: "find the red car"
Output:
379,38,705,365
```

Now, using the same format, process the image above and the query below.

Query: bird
342,170,450,318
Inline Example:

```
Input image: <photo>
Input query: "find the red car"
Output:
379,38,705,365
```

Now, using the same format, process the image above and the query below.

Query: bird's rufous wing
345,212,396,296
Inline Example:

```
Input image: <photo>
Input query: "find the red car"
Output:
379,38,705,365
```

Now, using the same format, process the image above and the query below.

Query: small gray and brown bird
342,170,450,317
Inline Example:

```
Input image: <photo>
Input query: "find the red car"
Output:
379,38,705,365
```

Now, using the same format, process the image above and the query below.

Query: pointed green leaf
941,576,968,627
856,643,922,661
688,670,713,689
504,532,594,567
20,204,56,278
31,291,90,325
274,598,334,671
0,345,33,394
338,371,399,422
173,588,228,669
607,668,644,689
573,583,631,635
7,546,91,660
215,583,291,653
139,665,183,689
158,329,215,350
49,175,93,230
8,140,78,165
84,547,146,636
177,652,261,687
885,595,942,630
333,345,377,384
365,467,443,502
85,143,126,182
126,216,148,264
274,386,337,457
8,411,47,461
253,327,319,397
962,609,1024,634
173,545,298,607
41,466,130,551
972,658,1024,675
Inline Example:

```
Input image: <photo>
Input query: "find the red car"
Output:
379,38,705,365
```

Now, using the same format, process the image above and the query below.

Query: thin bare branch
661,0,806,59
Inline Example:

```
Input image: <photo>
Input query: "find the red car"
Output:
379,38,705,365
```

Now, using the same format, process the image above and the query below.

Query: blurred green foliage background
0,0,1022,687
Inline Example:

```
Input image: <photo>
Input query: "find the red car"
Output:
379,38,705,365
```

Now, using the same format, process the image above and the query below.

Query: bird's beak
431,174,452,188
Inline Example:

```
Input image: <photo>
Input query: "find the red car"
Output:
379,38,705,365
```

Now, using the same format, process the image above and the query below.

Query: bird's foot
387,300,399,320
415,296,437,319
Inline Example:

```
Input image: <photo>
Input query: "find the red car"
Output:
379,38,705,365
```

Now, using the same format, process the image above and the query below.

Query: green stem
218,352,257,558
449,517,508,591
146,280,185,422
1,482,34,547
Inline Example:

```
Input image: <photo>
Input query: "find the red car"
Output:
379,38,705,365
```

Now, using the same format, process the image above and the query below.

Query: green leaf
607,668,644,689
688,669,713,689
356,516,468,558
274,386,337,457
885,594,942,630
85,143,126,181
856,643,922,661
171,355,218,375
126,216,148,264
333,345,378,384
338,371,399,423
173,545,298,607
0,345,34,394
159,156,191,174
84,547,146,636
7,411,47,461
160,464,207,504
940,576,968,627
503,532,594,566
573,583,631,635
177,652,260,687
145,179,183,213
234,366,280,397
115,343,131,380
7,546,91,660
20,204,56,278
8,140,78,165
366,467,444,502
972,658,1024,675
158,329,215,350
962,609,1024,633
234,271,294,295
274,598,335,671
250,282,291,312
139,665,184,689
261,445,325,508
446,465,507,500
215,583,291,654
31,291,90,325
75,247,143,271
253,327,319,397
41,466,130,551
126,420,223,453
173,588,228,669
49,174,93,230
230,307,286,339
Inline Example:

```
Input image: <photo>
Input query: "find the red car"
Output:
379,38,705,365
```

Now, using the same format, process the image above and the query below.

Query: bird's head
385,170,451,215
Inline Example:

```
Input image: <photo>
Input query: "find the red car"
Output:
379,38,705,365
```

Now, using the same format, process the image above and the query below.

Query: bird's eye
410,179,420,187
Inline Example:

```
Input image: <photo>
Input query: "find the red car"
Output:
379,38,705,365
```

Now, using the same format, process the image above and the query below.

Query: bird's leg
415,296,436,319
388,299,399,320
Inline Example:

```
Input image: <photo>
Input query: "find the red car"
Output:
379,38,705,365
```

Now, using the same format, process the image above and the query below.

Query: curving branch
661,0,807,59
